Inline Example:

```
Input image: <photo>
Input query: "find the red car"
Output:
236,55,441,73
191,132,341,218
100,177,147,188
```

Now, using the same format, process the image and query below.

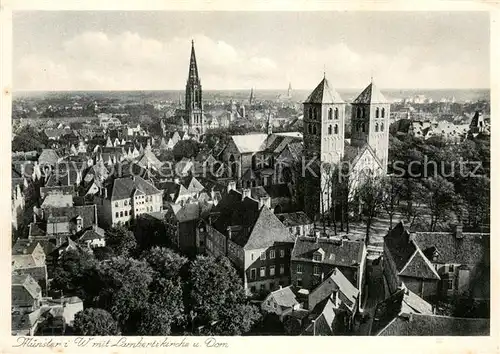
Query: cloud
14,31,488,91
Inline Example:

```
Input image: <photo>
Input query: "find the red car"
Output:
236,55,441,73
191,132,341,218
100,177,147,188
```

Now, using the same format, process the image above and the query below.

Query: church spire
188,39,199,82
266,110,273,135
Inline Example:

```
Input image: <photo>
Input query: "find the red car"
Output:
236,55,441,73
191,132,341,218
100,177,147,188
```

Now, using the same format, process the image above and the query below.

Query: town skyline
14,11,489,91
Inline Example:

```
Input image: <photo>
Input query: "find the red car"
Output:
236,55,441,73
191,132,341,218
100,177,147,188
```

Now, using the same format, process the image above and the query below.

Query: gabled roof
268,286,299,309
377,313,489,336
38,149,60,165
244,206,295,250
352,82,389,104
185,176,205,194
276,212,313,227
308,268,359,312
230,134,269,154
108,175,162,201
399,248,440,280
304,77,344,104
41,194,74,208
12,274,41,300
292,236,365,268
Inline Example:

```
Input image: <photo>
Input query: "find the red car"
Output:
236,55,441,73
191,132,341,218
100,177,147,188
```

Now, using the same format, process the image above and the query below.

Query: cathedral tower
302,76,346,219
185,40,205,135
350,81,391,172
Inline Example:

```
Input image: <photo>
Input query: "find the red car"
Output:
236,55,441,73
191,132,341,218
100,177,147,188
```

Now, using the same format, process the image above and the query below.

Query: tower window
375,123,379,132
362,107,366,118
328,108,333,120
334,124,339,134
334,107,339,120
314,107,318,120
356,122,360,132
376,108,380,118
328,125,332,135
381,108,386,118
381,122,385,132
362,123,366,133
308,107,312,119
357,107,361,118
312,125,317,135
308,124,312,134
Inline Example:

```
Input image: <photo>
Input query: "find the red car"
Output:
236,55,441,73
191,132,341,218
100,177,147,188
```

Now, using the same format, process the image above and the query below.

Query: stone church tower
185,40,205,135
350,81,391,172
302,76,346,219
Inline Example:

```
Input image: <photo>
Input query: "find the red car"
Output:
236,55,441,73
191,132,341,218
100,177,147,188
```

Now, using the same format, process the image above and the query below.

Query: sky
13,11,490,91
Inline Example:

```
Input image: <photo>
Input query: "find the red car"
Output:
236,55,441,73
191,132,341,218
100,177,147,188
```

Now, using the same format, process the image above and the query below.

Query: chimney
241,188,251,200
227,226,232,240
315,230,321,241
259,196,271,209
455,224,463,239
174,177,180,184
104,187,108,199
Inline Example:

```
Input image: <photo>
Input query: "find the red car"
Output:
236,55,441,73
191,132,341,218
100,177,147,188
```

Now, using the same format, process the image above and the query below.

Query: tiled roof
12,274,41,300
304,77,344,104
250,186,269,200
185,176,205,194
79,225,105,242
38,149,60,165
352,82,389,104
12,254,45,269
401,288,433,315
168,201,212,223
399,248,440,280
377,313,489,336
41,194,74,208
276,212,312,227
264,184,292,199
136,150,163,169
269,286,300,309
43,205,97,229
244,206,295,249
108,176,161,201
412,231,489,266
308,268,359,311
230,134,268,154
292,236,364,268
303,297,336,335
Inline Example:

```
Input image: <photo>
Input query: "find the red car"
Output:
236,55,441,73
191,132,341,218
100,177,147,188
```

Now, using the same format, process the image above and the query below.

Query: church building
184,40,206,135
303,76,391,220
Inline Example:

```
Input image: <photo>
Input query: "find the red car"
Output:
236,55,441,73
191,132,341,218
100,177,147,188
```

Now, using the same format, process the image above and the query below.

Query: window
124,200,128,206
447,279,454,290
280,264,285,275
312,125,317,135
260,251,266,260
357,107,361,118
260,267,266,277
297,278,302,287
328,125,332,135
334,107,339,120
251,253,254,261
448,264,455,273
362,123,366,133
362,107,366,118
260,284,266,291
308,107,312,119
375,123,379,132
251,286,256,293
328,108,333,120
270,265,275,276
381,108,385,118
313,254,322,262
376,107,380,118
115,202,119,207
314,265,320,276
334,124,338,134
124,210,128,216
115,212,119,218
308,124,312,134
314,107,318,120
356,122,360,132
296,264,303,274
270,250,275,259
280,249,285,258
381,122,385,132
250,268,256,280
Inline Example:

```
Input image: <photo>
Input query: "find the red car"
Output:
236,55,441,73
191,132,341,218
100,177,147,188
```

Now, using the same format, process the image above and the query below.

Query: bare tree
356,170,384,245
380,175,405,229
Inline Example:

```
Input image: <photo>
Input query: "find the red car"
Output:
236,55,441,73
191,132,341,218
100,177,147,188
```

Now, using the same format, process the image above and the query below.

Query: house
38,149,62,166
12,244,48,293
12,309,42,336
276,212,313,239
261,286,301,319
94,175,163,228
203,188,295,295
78,225,106,248
383,222,489,302
36,296,84,335
12,274,42,315
291,234,367,298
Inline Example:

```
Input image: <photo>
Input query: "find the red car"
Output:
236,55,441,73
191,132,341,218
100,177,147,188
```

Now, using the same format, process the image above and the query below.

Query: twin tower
302,76,391,218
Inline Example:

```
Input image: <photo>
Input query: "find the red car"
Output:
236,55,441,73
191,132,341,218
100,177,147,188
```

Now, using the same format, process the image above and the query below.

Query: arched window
312,125,317,135
381,108,386,118
314,107,318,120
308,107,312,119
308,124,312,134
381,122,385,132
334,124,339,134
328,108,333,120
376,108,380,118
357,107,361,118
328,125,332,135
356,122,360,132
362,123,366,133
334,107,339,120
375,123,379,132
362,107,366,118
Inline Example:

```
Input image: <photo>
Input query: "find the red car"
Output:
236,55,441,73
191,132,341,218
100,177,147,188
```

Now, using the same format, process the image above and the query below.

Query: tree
173,140,200,160
380,175,405,229
105,225,137,257
140,246,188,280
95,257,154,334
400,178,428,230
187,256,259,335
356,171,385,244
12,125,49,152
138,278,186,335
422,176,458,231
73,308,120,335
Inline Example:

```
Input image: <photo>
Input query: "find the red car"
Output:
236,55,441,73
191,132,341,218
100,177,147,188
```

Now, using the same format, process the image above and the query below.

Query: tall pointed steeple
185,40,205,135
266,110,273,135
188,40,199,83
249,87,254,105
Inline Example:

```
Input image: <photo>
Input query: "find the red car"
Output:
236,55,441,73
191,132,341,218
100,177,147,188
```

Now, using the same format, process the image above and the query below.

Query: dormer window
313,254,322,262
